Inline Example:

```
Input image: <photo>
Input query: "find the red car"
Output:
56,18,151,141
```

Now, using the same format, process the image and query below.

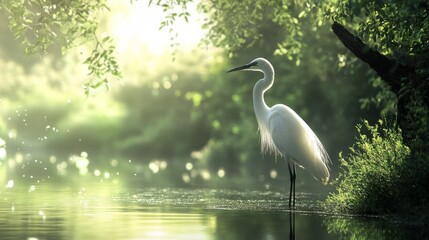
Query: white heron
227,58,330,208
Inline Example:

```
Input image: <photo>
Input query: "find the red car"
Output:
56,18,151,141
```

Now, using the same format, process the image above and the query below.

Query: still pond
0,184,424,239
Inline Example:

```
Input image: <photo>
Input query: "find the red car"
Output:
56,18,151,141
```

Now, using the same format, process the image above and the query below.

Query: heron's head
227,58,272,73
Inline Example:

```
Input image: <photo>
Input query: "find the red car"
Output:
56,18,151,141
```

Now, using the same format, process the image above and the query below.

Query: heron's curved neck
253,68,274,124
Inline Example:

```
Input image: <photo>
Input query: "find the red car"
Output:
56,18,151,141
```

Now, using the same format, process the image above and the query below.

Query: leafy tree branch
0,0,121,94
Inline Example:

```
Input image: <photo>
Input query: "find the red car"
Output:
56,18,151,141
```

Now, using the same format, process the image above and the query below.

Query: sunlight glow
110,1,205,56
145,231,167,238
0,147,5,160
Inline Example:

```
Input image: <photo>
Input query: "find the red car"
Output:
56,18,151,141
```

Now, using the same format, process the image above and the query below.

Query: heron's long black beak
226,62,257,73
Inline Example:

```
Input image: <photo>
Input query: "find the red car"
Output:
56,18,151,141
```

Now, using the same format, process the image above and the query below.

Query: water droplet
182,173,191,183
149,162,159,174
270,169,278,179
56,162,68,176
5,180,14,188
163,81,172,89
103,172,111,179
38,211,46,220
8,129,17,139
160,161,167,170
185,162,193,171
200,170,211,180
80,152,88,158
217,168,225,178
110,159,118,167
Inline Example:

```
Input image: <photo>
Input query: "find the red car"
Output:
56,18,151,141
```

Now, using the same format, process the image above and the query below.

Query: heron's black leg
292,163,296,208
287,160,293,208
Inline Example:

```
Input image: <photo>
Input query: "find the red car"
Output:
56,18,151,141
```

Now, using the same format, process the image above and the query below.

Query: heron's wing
268,105,330,183
268,105,307,166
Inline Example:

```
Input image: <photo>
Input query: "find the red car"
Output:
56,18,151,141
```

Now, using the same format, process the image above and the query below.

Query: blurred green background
0,1,387,192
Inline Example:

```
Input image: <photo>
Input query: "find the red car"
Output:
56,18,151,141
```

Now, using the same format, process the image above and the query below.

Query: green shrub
326,119,410,214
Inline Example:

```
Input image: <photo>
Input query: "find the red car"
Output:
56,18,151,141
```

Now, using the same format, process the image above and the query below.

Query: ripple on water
115,188,327,214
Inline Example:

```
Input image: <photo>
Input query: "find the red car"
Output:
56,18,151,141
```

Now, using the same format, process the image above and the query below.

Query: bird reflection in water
289,210,296,240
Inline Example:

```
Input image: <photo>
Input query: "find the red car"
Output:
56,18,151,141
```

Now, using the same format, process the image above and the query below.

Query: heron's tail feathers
306,136,331,184
306,156,330,184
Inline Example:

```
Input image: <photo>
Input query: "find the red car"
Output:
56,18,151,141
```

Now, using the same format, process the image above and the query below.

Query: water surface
0,185,423,239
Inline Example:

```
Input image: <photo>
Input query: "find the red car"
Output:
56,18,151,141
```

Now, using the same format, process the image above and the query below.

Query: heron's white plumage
267,104,330,184
227,57,330,207
233,57,330,184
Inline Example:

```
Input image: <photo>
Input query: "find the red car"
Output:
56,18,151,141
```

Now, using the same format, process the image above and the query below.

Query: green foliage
0,0,121,94
325,120,410,214
198,0,324,62
328,0,429,72
359,77,397,116
149,0,192,61
321,0,429,218
396,84,429,220
340,0,428,49
324,217,429,239
83,35,122,95
0,0,107,53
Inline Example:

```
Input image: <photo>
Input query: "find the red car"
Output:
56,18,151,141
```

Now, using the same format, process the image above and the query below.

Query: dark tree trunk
331,21,429,147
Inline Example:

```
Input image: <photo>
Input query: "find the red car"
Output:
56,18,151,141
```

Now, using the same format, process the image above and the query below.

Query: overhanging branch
331,21,414,94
